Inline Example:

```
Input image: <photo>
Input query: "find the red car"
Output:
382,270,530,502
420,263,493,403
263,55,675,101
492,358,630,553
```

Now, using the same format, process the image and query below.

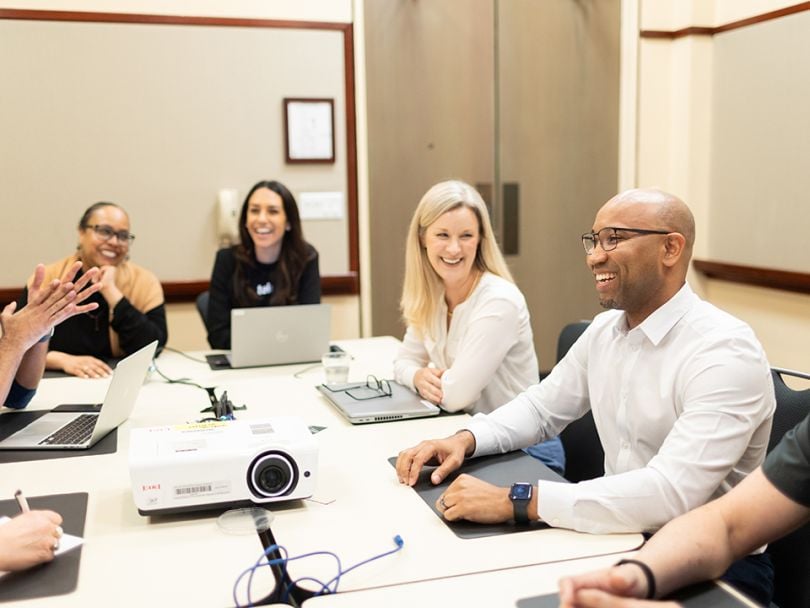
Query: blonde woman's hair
400,180,513,339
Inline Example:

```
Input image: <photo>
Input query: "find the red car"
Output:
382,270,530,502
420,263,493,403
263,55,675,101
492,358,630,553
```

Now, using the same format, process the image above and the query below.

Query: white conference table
1,337,643,606
305,552,635,608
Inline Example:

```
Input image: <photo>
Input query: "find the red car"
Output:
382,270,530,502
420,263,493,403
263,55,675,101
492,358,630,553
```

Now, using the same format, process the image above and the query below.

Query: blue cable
234,545,342,607
233,535,404,607
317,535,404,594
233,544,287,607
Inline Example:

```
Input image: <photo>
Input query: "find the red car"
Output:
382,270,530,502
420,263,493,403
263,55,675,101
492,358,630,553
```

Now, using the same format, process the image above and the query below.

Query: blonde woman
394,180,564,472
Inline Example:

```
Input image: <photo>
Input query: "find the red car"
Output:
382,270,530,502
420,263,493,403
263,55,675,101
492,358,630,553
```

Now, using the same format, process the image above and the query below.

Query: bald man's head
587,188,695,328
606,188,695,252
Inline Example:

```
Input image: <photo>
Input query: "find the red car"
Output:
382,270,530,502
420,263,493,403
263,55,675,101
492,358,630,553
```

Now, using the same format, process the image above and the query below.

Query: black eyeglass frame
581,226,670,254
344,375,393,401
85,224,136,244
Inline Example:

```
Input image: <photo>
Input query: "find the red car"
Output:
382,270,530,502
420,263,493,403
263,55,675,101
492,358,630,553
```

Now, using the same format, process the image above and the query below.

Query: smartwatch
509,482,533,524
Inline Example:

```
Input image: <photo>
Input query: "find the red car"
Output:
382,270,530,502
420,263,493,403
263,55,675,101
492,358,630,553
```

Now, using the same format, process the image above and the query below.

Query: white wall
622,0,810,371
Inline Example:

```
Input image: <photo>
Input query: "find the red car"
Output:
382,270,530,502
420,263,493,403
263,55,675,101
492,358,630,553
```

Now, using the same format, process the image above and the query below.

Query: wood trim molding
693,259,810,295
0,9,348,30
640,2,810,38
0,273,360,306
0,9,361,295
640,26,713,39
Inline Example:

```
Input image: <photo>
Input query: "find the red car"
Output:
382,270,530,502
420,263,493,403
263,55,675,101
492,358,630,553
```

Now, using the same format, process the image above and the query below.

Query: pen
14,489,30,513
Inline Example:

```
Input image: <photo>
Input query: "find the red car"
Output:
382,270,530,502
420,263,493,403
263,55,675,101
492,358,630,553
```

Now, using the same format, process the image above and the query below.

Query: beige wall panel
705,280,810,371
364,0,495,339
713,1,802,24
709,11,810,272
0,19,349,285
499,0,621,366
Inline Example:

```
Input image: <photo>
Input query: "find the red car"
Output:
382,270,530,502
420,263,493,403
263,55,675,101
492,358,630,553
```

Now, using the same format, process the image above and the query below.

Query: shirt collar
613,282,698,346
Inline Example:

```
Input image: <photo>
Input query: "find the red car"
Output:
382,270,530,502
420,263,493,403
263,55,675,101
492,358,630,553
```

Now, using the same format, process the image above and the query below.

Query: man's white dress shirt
466,283,775,533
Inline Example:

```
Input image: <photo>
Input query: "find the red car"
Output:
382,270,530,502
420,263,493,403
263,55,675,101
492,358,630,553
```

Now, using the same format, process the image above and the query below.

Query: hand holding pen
0,490,64,572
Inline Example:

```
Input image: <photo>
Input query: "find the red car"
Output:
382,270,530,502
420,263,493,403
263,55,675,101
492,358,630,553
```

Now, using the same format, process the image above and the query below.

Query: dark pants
720,552,774,606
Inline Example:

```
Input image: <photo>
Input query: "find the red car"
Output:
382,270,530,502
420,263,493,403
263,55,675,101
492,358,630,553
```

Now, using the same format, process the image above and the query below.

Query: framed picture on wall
283,98,335,163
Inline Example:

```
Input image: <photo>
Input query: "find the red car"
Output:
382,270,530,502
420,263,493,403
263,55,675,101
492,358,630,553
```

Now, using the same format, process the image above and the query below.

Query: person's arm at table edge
559,467,810,604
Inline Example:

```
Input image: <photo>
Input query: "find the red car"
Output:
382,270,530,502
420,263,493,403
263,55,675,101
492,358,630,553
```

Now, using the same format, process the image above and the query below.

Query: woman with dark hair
20,202,167,378
206,180,320,349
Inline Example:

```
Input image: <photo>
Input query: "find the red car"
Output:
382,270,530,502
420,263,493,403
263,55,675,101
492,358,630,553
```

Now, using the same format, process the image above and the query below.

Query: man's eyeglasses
581,227,670,254
345,375,393,401
86,224,135,244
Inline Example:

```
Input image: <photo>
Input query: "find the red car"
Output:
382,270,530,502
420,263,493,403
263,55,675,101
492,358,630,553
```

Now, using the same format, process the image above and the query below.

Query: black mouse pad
0,492,88,601
388,450,566,539
0,410,117,464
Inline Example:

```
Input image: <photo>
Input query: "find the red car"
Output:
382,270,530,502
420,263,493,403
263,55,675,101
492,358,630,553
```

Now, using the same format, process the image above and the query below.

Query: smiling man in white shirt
395,188,776,604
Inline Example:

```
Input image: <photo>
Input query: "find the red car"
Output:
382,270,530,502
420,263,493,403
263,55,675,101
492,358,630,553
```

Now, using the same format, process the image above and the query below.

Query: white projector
129,417,318,515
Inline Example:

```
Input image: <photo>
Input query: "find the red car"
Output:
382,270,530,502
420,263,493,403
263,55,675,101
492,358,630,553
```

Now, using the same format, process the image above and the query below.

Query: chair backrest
766,367,810,608
195,290,210,330
554,321,605,483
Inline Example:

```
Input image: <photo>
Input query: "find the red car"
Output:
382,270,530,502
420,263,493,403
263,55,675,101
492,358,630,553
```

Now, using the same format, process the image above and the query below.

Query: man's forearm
638,502,737,597
635,467,804,597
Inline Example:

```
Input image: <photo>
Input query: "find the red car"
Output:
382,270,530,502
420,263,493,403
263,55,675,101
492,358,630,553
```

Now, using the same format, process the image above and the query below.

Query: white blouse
393,272,538,415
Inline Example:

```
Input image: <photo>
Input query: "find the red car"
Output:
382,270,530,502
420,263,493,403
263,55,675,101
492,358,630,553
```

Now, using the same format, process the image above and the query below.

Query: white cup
322,352,350,385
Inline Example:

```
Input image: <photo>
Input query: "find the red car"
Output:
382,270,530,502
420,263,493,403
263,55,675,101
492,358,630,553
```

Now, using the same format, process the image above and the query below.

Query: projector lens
248,452,298,498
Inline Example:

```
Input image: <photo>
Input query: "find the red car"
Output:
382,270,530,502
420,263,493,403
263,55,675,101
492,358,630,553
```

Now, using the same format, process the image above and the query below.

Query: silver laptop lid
229,304,331,368
0,340,156,450
88,340,157,444
317,381,440,425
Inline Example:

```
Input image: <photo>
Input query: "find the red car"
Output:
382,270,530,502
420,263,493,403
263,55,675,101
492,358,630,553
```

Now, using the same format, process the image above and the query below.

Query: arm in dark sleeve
112,299,168,354
297,251,321,304
207,249,235,349
5,380,36,410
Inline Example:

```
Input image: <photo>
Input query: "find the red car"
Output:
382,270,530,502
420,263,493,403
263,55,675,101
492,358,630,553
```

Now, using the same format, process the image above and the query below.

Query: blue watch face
511,483,531,500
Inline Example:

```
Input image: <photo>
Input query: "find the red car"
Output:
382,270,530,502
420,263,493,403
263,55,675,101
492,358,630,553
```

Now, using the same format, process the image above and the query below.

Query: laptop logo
275,329,290,343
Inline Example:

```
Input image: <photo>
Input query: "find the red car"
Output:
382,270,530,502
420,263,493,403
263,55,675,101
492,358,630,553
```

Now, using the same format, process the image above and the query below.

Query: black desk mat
388,450,566,539
0,492,88,601
516,581,753,607
0,409,117,464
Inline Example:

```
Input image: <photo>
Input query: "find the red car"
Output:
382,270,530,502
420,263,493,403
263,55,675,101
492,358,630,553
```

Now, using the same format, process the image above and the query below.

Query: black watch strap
509,482,532,524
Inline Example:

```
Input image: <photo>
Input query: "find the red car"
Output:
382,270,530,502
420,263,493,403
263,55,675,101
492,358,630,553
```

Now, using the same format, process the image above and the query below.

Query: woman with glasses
206,180,320,349
20,202,167,378
394,180,564,473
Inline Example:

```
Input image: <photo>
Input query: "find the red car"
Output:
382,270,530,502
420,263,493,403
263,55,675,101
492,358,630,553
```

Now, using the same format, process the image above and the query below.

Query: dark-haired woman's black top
206,245,321,349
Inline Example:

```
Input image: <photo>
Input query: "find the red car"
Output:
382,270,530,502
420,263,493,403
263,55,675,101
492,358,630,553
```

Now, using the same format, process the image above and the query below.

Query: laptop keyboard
39,414,97,446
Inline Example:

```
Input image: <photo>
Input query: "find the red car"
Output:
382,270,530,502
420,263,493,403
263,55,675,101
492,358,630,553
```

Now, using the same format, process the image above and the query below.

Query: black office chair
551,321,606,483
195,290,210,330
765,367,810,608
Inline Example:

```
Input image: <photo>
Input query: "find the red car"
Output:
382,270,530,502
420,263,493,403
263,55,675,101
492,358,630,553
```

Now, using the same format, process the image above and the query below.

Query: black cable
161,345,209,364
151,357,213,392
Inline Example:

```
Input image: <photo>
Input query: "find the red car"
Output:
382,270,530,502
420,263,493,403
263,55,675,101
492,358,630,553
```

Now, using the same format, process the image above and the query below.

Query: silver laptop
227,304,331,368
317,380,440,424
0,341,157,450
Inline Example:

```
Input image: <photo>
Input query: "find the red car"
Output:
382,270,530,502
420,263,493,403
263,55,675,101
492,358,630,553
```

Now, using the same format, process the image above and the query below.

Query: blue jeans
523,436,566,476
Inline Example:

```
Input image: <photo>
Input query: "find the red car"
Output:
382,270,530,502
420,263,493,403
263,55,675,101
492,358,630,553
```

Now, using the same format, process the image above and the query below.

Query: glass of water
321,351,350,384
